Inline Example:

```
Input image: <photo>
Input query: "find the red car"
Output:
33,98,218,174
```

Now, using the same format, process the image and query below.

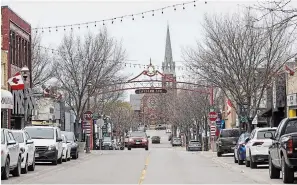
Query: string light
32,1,207,32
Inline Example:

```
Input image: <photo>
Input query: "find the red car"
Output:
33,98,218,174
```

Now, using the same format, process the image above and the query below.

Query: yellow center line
138,152,150,185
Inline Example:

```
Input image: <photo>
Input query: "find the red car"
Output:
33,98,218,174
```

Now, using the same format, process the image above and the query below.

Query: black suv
216,128,240,157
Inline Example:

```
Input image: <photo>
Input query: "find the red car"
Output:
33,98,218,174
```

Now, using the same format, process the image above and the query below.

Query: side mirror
245,138,250,143
147,136,150,138
57,138,63,142
7,140,17,145
264,132,274,140
26,140,34,144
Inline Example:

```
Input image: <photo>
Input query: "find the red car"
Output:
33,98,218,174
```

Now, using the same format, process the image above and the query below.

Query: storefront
287,93,297,118
1,89,14,128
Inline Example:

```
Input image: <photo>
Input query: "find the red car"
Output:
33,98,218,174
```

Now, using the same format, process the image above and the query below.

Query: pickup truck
266,117,297,183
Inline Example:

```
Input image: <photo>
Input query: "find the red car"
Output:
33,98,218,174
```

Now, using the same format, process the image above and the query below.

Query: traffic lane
211,153,296,184
11,150,148,184
1,153,94,184
201,152,286,184
143,148,258,184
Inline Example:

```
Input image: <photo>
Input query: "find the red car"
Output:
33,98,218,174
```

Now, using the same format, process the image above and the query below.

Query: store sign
287,94,297,107
1,90,13,109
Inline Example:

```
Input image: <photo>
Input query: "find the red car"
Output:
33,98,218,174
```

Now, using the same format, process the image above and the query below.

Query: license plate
35,153,39,157
136,142,140,144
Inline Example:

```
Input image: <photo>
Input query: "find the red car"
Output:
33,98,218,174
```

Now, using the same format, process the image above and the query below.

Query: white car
11,130,36,174
1,128,21,180
24,126,63,165
166,129,172,133
61,135,71,162
245,127,277,169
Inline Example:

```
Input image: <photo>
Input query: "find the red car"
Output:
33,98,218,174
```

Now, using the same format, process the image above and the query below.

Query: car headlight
20,147,25,153
48,145,56,150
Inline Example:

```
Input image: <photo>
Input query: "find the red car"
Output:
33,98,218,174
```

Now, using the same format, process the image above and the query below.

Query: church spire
162,24,175,76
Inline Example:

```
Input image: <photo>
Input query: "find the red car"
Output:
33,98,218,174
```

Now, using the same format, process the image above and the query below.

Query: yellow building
286,61,297,118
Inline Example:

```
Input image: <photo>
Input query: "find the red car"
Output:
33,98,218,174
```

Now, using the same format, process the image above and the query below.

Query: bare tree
184,11,296,132
53,28,126,136
31,34,55,88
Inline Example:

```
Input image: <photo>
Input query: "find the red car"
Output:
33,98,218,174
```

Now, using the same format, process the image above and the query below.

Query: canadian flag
284,65,295,76
7,72,25,90
226,99,232,115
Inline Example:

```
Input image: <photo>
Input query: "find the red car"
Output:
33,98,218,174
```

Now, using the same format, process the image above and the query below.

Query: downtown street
2,130,294,184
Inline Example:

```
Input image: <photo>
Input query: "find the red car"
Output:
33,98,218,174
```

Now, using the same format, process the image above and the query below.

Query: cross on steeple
162,24,176,76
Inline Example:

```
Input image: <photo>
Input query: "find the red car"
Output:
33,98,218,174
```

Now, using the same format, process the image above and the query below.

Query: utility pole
86,81,92,153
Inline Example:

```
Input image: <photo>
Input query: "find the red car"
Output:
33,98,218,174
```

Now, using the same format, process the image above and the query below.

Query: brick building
1,6,36,129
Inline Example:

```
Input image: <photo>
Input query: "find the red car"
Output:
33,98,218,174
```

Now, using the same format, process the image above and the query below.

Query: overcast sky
2,0,296,101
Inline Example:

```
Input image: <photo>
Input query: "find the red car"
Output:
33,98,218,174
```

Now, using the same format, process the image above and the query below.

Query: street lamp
86,81,92,153
21,66,30,127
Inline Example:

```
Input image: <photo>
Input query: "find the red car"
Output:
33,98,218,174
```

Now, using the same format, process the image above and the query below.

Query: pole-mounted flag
7,72,25,90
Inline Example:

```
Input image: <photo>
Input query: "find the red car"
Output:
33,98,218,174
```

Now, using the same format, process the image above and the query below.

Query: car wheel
145,147,149,151
58,153,63,164
28,155,35,171
269,155,280,179
21,155,28,174
234,153,238,163
281,156,294,183
250,152,257,169
12,155,21,177
128,147,131,150
217,152,222,157
52,154,58,165
1,157,10,180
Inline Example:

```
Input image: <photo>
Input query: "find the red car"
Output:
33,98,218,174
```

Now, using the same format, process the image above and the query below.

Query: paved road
2,130,294,184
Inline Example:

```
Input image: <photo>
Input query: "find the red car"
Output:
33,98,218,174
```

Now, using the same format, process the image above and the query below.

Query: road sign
135,89,167,94
102,124,107,133
252,115,258,125
82,121,91,129
210,125,216,136
83,111,93,121
208,112,218,122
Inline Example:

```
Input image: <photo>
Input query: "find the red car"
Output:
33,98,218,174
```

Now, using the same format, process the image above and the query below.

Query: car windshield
11,132,24,143
152,136,160,139
257,130,276,139
104,137,111,142
285,120,297,134
130,132,146,137
1,130,5,144
220,129,240,137
173,138,181,141
190,141,199,144
61,132,75,141
25,127,54,139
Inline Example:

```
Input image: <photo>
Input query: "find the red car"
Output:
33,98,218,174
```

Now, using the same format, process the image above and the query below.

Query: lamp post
85,81,92,153
21,66,30,127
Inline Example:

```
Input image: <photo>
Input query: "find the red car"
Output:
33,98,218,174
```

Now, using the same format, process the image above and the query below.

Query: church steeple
162,24,175,76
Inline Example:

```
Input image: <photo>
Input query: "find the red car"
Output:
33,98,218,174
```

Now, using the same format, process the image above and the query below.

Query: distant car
172,137,182,147
151,136,161,144
156,125,166,130
216,128,240,157
127,131,149,150
11,130,36,174
166,129,171,133
61,131,79,159
244,127,277,168
61,135,71,162
102,137,113,150
1,129,21,180
234,132,250,165
187,140,202,151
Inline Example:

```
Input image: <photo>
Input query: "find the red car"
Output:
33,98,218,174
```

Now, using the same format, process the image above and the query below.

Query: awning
1,89,13,109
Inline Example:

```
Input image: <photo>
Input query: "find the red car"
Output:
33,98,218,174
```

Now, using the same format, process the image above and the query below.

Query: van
23,126,63,165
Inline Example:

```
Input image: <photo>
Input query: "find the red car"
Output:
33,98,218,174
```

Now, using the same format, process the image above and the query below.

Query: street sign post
210,125,216,136
135,89,167,94
208,111,218,122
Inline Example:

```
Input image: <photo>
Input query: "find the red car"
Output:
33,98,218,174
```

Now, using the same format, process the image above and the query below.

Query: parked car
166,129,172,133
172,137,182,147
266,117,297,183
61,134,71,162
1,129,21,180
151,136,161,144
244,127,277,168
24,126,63,165
187,140,202,151
155,124,166,130
61,131,79,159
216,128,240,157
102,137,113,150
234,132,250,165
127,131,149,150
11,130,36,174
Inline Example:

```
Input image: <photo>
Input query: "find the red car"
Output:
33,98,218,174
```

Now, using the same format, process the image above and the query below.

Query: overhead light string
32,0,207,33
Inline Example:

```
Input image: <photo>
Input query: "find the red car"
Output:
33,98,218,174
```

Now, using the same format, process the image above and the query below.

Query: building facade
286,60,297,118
1,6,36,129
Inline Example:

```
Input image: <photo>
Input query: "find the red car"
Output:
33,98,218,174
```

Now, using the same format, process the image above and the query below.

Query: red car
127,131,149,150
